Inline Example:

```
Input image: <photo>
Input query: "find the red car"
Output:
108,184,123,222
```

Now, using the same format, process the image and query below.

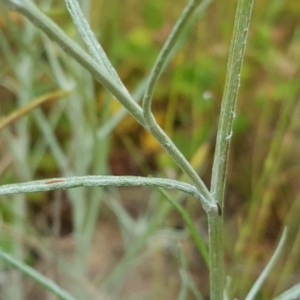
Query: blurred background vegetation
0,0,300,299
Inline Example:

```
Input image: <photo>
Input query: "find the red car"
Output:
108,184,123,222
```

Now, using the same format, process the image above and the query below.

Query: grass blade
245,227,288,300
274,283,300,300
0,248,77,300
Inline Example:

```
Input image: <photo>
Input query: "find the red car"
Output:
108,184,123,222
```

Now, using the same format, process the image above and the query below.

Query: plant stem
140,0,216,211
64,0,127,94
3,0,217,213
148,124,216,211
142,0,201,124
0,175,213,208
211,0,254,209
209,0,254,298
208,212,223,299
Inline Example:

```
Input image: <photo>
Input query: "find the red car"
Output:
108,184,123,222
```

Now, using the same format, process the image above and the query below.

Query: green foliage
0,0,299,299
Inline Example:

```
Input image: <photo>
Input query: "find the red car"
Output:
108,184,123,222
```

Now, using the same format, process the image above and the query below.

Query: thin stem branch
140,0,217,212
148,123,216,212
142,0,201,125
0,175,214,209
65,0,128,94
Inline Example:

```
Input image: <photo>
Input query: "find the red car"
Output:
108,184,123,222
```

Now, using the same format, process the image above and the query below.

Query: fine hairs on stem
208,0,254,297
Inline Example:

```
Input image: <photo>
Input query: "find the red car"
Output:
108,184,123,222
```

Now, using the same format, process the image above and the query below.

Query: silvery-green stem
139,0,216,210
0,175,214,209
147,123,216,212
142,0,201,125
211,0,254,209
209,0,254,298
65,0,129,95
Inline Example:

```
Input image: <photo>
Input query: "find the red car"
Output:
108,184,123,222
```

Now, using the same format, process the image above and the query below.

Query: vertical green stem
209,0,254,298
208,212,223,299
211,0,254,207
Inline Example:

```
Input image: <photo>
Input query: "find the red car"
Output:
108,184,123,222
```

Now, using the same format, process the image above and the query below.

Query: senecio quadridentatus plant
0,0,291,300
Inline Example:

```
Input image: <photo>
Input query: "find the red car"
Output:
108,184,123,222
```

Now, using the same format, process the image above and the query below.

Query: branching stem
3,0,217,213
